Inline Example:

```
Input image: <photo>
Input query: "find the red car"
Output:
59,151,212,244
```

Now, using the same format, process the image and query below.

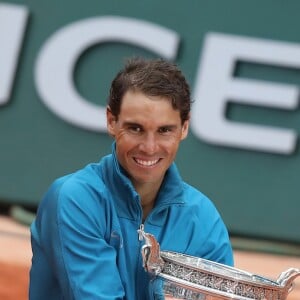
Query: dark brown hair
108,57,191,124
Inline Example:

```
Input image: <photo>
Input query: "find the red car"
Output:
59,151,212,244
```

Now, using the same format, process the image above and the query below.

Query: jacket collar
101,143,185,221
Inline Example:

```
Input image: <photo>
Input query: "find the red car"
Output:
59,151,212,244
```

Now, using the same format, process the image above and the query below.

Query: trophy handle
276,268,300,294
138,226,165,275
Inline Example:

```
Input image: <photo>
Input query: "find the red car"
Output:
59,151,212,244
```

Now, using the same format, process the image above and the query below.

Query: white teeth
135,158,159,166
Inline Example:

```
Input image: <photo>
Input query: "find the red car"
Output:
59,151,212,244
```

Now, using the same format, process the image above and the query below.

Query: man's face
107,90,189,189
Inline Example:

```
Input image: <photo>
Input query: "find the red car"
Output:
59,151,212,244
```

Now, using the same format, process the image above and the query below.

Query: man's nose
140,133,157,153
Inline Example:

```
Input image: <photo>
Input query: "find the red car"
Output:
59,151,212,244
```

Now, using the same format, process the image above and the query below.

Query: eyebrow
123,122,178,130
159,124,178,130
123,121,141,127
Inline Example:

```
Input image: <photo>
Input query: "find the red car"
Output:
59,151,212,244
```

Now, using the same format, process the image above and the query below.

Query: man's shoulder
181,182,218,211
182,182,209,201
41,161,108,206
51,163,99,189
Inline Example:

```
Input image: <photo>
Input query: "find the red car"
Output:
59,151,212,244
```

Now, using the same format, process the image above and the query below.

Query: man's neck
134,181,162,222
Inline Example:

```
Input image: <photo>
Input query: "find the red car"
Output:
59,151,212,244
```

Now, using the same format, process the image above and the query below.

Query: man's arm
32,179,125,299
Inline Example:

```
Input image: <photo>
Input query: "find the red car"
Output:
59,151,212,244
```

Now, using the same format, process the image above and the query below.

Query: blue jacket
30,145,233,299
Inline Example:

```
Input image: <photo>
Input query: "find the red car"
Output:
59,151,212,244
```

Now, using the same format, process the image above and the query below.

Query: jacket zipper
138,223,145,241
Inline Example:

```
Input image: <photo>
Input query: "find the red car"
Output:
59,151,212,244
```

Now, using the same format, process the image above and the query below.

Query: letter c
35,16,179,131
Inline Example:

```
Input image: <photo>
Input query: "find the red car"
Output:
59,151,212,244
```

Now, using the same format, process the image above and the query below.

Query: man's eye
129,126,141,133
159,127,172,134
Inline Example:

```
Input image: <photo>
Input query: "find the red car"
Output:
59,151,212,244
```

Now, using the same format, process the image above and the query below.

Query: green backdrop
1,0,300,244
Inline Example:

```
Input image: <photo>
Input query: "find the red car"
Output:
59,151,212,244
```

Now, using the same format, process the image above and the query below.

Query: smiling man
29,57,233,300
107,89,189,221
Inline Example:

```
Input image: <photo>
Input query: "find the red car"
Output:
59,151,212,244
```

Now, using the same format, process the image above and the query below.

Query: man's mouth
134,158,160,167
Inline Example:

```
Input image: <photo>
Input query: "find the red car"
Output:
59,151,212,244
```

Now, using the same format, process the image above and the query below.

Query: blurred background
0,0,300,299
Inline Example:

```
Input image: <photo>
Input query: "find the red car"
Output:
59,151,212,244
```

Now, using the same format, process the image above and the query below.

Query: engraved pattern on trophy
161,259,285,299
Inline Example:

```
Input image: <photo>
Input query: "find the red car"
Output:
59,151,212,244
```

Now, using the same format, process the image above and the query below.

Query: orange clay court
0,215,299,300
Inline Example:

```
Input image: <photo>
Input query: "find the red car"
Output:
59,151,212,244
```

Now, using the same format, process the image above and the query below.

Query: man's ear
106,106,117,137
180,119,190,140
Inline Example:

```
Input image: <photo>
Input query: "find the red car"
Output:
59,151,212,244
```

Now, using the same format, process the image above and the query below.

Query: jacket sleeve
202,212,234,266
176,187,234,267
196,196,234,266
38,178,125,299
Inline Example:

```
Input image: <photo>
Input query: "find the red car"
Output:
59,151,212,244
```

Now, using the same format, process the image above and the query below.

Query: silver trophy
138,228,300,300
